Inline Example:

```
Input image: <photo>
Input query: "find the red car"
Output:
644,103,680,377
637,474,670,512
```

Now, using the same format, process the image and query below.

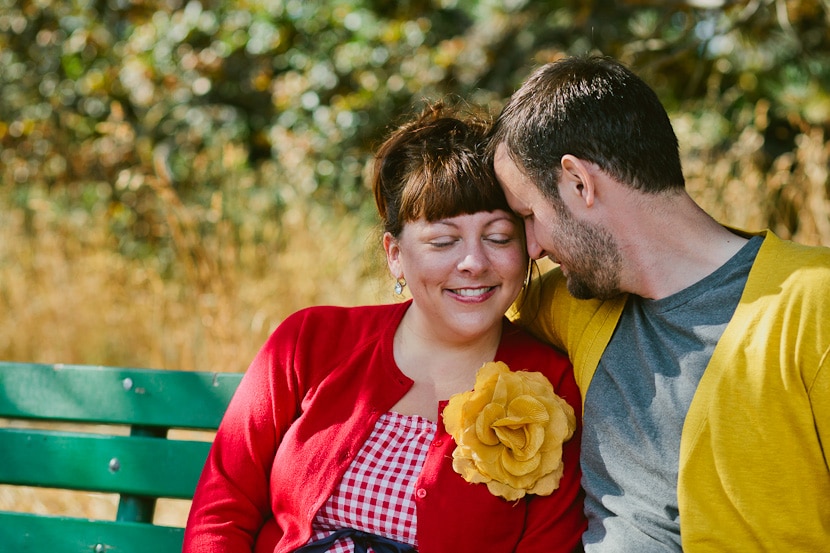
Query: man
489,54,830,552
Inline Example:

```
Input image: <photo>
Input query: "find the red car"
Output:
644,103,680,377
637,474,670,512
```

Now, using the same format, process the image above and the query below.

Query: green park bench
0,361,242,552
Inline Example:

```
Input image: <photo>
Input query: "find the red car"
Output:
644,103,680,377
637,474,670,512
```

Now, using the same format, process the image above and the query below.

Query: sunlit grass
680,113,830,247
0,195,391,371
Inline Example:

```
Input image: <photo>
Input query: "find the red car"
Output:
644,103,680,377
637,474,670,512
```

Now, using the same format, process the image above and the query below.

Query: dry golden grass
679,108,830,247
0,200,391,371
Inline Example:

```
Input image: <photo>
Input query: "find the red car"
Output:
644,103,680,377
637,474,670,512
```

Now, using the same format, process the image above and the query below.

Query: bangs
400,168,509,223
398,127,509,223
373,102,508,236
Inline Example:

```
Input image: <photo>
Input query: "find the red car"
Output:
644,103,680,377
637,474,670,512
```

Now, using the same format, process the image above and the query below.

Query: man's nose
525,222,544,260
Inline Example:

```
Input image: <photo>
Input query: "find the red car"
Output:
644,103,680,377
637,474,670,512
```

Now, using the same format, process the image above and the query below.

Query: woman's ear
560,154,596,209
383,232,403,278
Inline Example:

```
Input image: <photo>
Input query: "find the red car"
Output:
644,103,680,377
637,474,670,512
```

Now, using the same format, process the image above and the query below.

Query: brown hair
487,55,684,201
373,102,511,237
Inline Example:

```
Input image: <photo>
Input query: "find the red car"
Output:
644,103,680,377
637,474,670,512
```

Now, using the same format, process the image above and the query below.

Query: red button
415,488,427,498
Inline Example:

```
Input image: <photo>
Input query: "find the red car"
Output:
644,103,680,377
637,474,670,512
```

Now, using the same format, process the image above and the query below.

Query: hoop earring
394,278,406,295
523,259,533,289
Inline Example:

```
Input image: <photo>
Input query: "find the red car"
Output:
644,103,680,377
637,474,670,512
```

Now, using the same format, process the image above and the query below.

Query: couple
184,55,830,552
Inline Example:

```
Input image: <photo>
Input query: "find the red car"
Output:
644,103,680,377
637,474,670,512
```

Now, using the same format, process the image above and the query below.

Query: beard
553,204,622,301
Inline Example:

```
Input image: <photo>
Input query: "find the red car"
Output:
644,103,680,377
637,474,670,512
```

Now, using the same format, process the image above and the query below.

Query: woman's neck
389,310,502,420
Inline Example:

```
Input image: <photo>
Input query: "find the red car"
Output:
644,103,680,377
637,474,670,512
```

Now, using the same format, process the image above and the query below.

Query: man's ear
383,232,403,278
560,154,596,208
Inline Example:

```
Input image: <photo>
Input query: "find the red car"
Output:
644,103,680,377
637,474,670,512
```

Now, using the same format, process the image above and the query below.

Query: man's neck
618,194,749,300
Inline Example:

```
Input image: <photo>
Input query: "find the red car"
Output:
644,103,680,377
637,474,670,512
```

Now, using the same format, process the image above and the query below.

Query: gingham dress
305,411,437,552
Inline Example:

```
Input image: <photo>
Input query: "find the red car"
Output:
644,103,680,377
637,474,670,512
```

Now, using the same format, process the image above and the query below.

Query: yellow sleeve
508,267,626,396
810,353,830,468
508,268,569,352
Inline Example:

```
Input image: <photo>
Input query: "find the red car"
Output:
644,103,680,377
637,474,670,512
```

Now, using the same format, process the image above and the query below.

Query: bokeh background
2,0,829,371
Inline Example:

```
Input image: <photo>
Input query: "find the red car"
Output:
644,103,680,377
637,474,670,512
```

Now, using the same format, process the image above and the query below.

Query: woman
183,103,586,552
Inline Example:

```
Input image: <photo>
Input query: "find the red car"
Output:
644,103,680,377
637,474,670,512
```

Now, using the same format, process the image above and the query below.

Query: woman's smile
447,286,497,301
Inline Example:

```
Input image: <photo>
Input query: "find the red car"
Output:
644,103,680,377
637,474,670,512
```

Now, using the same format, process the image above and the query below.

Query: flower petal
506,395,550,424
487,479,526,502
500,447,542,476
527,462,566,496
475,403,505,446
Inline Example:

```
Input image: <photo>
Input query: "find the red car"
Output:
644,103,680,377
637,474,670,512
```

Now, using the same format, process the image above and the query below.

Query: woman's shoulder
501,317,565,351
282,301,407,327
499,318,571,370
269,302,408,351
257,302,407,374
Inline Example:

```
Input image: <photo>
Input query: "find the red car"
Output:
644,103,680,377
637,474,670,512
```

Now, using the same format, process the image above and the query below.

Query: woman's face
384,210,527,344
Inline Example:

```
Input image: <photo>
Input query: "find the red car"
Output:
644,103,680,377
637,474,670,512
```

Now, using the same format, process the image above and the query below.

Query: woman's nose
457,243,488,273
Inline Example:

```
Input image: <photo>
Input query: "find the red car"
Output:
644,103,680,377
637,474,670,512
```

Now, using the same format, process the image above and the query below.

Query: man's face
493,144,622,300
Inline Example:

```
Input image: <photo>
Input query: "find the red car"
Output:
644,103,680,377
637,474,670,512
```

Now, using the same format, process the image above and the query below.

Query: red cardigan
184,301,585,552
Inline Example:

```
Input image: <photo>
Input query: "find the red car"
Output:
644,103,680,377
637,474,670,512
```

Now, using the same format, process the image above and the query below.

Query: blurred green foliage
2,0,829,270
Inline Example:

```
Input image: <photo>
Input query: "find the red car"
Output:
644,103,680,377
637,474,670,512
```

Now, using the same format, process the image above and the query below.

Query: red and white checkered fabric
306,411,437,552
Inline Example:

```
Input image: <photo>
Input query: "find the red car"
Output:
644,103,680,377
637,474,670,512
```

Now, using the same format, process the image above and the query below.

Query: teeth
453,287,493,297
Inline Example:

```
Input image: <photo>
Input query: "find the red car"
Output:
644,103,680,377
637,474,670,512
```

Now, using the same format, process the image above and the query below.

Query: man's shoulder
755,231,830,281
742,232,830,315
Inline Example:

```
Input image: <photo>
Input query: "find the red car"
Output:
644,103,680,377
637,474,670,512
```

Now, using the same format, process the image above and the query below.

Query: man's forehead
494,168,531,214
494,147,533,192
493,143,512,166
493,145,521,181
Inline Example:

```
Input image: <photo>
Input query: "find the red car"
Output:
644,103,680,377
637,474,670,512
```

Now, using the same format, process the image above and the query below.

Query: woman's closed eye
485,234,515,245
428,237,458,248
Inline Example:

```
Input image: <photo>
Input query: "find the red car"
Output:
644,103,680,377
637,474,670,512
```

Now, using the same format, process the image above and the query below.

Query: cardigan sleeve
183,311,307,552
509,268,569,352
811,353,830,465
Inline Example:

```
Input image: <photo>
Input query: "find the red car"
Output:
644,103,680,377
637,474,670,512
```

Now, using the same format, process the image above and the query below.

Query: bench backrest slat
0,362,241,429
0,511,184,552
0,427,211,498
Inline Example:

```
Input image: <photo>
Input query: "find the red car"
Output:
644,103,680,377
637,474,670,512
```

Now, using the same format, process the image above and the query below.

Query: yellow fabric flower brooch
442,361,576,501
